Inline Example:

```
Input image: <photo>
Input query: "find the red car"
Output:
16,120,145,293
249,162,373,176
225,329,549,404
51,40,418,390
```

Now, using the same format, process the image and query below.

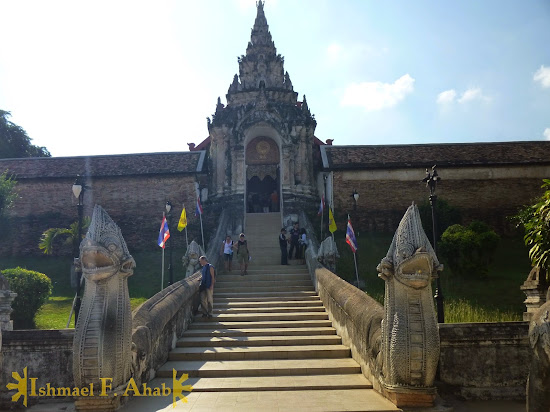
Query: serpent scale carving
73,205,135,390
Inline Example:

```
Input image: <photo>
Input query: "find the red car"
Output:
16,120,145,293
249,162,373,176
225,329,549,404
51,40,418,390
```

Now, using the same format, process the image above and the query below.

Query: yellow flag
328,207,337,233
177,206,187,231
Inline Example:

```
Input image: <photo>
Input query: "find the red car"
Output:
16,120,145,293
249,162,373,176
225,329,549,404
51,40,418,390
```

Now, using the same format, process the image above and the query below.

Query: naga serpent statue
181,240,205,278
73,205,136,392
377,203,441,395
527,289,550,412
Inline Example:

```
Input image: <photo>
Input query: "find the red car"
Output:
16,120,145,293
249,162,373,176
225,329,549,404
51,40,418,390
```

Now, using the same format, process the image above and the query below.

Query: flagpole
331,204,335,242
199,213,205,251
183,203,189,247
321,201,324,240
161,212,165,291
353,252,360,288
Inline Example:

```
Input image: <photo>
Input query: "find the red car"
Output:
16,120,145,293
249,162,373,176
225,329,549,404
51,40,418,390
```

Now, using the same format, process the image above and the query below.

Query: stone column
521,266,548,321
0,275,16,332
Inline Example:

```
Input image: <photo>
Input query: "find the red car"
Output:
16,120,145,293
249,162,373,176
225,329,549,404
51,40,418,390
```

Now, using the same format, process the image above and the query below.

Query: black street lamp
165,201,174,286
422,165,444,323
72,175,85,323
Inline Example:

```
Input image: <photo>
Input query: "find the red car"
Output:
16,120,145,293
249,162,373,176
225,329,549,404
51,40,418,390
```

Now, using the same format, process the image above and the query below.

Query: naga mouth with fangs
394,251,433,289
80,240,135,281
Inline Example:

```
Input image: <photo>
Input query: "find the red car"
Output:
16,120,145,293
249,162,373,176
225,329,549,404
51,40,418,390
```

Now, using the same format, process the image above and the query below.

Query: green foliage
439,221,500,278
513,179,550,271
1,267,53,328
0,110,50,158
0,170,17,217
39,217,91,255
418,198,462,243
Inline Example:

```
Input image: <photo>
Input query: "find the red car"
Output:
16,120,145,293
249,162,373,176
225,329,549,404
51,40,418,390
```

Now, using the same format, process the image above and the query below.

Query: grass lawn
1,234,533,327
334,232,532,323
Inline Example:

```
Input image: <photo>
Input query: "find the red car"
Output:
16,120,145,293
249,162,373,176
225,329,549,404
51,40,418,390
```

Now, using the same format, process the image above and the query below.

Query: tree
514,179,550,271
439,221,500,278
0,110,50,158
0,170,17,217
39,218,91,255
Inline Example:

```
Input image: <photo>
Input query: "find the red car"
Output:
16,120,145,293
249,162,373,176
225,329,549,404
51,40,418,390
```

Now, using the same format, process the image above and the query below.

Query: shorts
237,253,248,264
224,253,233,262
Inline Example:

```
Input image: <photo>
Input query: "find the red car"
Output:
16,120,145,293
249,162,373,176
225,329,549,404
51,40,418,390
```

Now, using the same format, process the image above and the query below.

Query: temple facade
196,1,320,217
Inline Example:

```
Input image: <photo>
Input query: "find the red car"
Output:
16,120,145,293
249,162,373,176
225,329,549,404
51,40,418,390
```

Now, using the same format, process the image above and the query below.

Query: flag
328,207,337,233
346,215,358,253
177,205,187,232
158,216,170,248
195,196,203,217
317,195,325,216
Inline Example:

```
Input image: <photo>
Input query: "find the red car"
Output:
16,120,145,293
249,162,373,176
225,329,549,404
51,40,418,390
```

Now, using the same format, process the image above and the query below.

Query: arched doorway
245,137,280,213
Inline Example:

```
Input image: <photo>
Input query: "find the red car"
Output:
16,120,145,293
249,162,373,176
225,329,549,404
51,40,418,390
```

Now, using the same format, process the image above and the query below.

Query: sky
0,0,549,157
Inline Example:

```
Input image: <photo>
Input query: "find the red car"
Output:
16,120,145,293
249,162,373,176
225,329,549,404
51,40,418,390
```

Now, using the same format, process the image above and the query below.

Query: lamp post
422,165,444,323
72,175,84,323
165,201,174,286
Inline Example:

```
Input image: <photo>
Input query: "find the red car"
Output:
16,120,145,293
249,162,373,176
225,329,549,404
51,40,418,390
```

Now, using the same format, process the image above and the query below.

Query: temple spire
247,0,275,55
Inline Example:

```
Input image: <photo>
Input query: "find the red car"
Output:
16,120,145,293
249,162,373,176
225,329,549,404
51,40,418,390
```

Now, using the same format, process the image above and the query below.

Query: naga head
79,205,135,282
378,203,441,289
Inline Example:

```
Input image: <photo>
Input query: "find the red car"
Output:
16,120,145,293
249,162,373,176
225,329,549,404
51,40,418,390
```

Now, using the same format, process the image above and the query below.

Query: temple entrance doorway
245,137,280,214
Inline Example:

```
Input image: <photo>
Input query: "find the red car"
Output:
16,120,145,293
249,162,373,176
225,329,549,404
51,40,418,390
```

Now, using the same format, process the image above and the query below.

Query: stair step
182,327,337,338
215,280,312,288
146,374,372,392
213,306,326,314
214,295,321,303
169,344,350,361
194,312,328,322
214,291,317,298
177,335,342,348
214,300,323,309
188,319,333,329
157,358,362,378
216,274,310,282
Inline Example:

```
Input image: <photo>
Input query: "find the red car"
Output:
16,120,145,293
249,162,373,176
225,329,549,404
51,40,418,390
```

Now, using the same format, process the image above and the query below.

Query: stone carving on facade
73,205,135,400
527,289,550,412
0,274,16,332
521,266,548,321
376,203,440,401
317,236,339,273
181,240,206,278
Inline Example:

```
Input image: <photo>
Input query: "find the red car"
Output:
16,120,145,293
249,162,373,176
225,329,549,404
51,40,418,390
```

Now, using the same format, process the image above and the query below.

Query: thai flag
345,215,358,253
158,216,170,249
195,195,203,217
317,195,325,216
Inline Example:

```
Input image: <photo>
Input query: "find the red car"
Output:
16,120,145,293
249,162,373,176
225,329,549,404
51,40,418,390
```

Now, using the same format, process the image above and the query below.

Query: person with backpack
199,256,215,318
298,228,308,264
220,235,234,272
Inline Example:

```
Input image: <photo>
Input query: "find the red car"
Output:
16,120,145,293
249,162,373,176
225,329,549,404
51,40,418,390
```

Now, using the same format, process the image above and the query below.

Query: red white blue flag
195,195,203,217
158,215,170,249
317,195,325,216
345,215,358,253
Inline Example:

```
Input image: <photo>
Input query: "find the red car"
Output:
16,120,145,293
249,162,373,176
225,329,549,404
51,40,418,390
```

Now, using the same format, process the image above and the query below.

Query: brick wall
331,167,549,234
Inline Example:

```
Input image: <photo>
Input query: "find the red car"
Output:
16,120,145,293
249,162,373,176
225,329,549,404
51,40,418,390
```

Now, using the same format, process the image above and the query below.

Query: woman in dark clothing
279,228,288,265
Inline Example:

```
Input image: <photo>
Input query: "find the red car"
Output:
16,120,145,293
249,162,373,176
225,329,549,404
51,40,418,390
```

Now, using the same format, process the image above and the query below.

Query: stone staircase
244,212,284,266
122,215,400,411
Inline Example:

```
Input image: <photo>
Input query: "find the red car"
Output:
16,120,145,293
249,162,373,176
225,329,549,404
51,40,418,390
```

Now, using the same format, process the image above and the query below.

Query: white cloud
544,128,550,141
534,65,550,88
341,74,415,111
436,89,457,105
326,43,342,61
458,88,487,103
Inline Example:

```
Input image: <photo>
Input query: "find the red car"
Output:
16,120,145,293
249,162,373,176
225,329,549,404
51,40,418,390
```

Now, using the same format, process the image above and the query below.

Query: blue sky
0,0,549,157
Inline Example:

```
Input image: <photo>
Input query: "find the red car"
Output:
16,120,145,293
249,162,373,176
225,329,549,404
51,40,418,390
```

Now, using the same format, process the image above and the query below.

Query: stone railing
131,207,230,388
131,272,200,388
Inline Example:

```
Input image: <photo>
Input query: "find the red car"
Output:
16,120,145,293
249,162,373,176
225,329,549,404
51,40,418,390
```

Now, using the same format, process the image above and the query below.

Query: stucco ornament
73,205,135,391
181,240,205,278
527,291,550,412
377,203,441,391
